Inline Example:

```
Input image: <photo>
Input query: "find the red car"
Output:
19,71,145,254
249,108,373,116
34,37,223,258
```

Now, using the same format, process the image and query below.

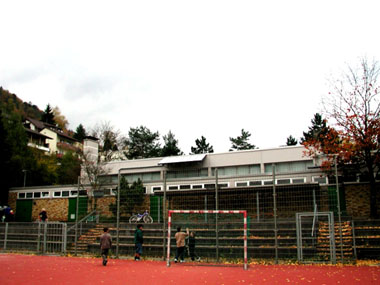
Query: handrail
67,210,98,233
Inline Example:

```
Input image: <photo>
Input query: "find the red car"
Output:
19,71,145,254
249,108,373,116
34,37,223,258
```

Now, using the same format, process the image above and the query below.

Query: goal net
166,210,248,270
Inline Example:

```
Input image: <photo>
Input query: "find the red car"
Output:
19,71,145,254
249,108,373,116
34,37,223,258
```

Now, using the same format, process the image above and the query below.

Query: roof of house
24,128,53,140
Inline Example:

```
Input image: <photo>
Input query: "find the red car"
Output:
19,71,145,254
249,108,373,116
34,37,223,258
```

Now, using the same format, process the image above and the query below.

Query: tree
300,113,328,144
56,151,81,184
41,104,55,125
304,58,380,218
90,121,123,161
229,129,256,151
124,126,161,159
109,177,145,218
74,124,87,142
286,135,298,146
161,130,183,157
52,106,69,131
191,136,214,154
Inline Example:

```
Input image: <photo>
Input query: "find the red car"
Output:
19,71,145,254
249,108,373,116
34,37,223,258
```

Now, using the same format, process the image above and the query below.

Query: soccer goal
166,210,248,270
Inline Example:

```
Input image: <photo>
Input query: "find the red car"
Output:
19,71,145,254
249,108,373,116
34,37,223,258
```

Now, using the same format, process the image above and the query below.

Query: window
292,178,305,184
54,191,61,197
236,182,248,187
62,191,69,197
180,185,191,190
168,185,179,190
215,165,261,177
218,183,229,188
167,169,208,179
249,181,262,186
26,192,33,198
34,192,41,198
18,193,25,199
204,184,216,189
277,179,291,185
313,176,328,184
265,160,314,174
263,180,273,185
42,192,50,198
70,191,78,197
152,186,162,192
192,184,203,189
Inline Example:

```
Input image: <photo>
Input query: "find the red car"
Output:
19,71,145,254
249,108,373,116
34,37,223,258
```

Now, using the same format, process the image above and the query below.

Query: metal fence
3,165,380,264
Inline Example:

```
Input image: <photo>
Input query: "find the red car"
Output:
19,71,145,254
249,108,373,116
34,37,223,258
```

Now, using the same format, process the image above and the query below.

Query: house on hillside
23,117,81,157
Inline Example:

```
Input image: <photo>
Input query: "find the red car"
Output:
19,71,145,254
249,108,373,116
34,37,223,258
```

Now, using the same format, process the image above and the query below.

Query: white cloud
1,0,380,153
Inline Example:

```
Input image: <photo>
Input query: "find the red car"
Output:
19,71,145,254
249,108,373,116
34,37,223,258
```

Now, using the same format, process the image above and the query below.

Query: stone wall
32,198,69,221
8,192,17,210
345,183,380,218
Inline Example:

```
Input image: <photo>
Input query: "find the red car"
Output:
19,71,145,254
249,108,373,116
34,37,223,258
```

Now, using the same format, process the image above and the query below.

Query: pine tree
286,135,298,146
41,104,55,125
191,136,214,154
229,129,256,151
161,131,183,157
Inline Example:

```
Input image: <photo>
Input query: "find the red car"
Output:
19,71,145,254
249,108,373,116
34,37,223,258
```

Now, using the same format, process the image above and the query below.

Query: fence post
163,170,167,260
352,220,357,261
63,223,67,253
37,222,41,253
4,223,8,250
256,192,260,222
116,170,121,258
334,155,344,263
43,222,47,254
215,168,219,262
272,164,278,264
75,177,80,256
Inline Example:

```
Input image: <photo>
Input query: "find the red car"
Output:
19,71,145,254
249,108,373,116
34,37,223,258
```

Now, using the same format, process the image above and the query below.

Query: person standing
134,224,143,261
174,227,188,263
100,227,112,266
188,231,200,261
39,208,48,222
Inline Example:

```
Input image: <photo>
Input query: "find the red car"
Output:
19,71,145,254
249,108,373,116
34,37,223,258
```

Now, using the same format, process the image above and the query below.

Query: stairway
317,221,353,260
67,224,107,254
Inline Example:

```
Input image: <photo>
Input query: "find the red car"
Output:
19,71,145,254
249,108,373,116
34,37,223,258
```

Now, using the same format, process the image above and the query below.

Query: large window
265,160,313,174
167,169,208,179
214,165,260,177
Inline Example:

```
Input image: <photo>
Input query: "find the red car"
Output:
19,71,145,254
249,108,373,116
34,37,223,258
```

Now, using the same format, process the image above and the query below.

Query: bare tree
90,121,125,161
319,58,380,217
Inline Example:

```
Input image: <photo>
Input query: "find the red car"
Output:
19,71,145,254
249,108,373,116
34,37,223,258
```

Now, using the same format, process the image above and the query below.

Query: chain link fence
2,165,380,264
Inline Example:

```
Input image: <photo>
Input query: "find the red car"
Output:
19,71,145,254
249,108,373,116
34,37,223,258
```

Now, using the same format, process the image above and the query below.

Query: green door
15,200,33,222
150,196,163,223
327,186,347,216
68,197,88,222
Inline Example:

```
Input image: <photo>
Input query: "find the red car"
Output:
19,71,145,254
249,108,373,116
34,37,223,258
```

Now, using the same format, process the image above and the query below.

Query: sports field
0,254,379,284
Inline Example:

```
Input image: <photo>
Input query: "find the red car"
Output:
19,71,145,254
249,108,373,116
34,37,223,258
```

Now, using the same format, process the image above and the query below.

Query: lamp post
22,170,28,187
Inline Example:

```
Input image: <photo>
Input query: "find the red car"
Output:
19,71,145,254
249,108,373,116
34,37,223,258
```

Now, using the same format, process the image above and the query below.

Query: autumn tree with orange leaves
303,58,380,218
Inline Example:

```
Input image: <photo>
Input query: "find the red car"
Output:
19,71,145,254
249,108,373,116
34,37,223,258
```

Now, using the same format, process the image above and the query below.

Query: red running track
0,254,379,284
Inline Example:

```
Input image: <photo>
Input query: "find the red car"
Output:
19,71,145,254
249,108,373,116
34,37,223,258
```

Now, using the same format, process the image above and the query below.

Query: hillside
0,86,43,120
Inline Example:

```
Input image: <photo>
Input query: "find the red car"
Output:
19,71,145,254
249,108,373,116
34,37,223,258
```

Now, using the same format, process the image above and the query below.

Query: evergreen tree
74,124,87,142
191,136,214,154
161,131,183,157
41,104,56,125
109,177,145,217
300,113,328,143
229,129,256,151
124,126,161,159
286,135,298,146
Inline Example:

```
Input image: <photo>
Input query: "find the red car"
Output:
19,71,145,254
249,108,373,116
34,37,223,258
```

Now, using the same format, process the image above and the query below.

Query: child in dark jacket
188,231,200,261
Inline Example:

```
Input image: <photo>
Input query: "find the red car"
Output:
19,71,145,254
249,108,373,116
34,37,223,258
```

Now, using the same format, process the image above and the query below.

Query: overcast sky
1,0,379,153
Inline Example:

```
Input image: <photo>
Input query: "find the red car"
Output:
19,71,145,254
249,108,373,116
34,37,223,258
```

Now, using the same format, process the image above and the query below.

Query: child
134,224,143,261
100,227,112,266
188,231,200,261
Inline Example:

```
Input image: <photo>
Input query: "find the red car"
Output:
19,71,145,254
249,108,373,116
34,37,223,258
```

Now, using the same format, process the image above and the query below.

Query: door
15,199,33,222
150,196,163,223
68,197,88,222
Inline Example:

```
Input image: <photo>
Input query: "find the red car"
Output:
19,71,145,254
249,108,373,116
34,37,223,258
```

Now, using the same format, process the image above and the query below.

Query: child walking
100,227,112,266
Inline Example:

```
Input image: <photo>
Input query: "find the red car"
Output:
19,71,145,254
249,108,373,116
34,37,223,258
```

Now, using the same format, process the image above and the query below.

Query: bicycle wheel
143,215,153,223
129,215,138,223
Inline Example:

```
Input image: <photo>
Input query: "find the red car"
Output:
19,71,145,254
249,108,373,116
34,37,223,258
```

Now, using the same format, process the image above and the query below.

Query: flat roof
158,154,206,165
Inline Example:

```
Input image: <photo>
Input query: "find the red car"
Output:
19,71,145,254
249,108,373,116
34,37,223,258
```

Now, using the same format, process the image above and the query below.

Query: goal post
166,210,248,270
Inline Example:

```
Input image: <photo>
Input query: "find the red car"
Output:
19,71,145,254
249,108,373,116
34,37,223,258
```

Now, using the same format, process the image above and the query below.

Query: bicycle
129,210,153,223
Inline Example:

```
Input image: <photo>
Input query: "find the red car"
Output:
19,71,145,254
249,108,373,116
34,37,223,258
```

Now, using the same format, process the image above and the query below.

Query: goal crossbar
166,210,248,270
